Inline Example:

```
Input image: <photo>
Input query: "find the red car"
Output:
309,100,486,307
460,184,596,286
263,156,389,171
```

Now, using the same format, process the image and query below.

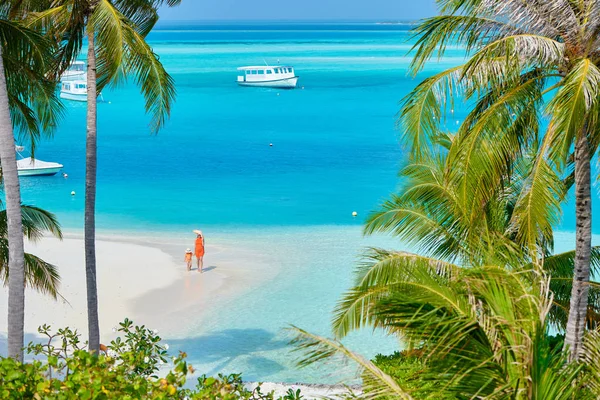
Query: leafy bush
0,319,300,400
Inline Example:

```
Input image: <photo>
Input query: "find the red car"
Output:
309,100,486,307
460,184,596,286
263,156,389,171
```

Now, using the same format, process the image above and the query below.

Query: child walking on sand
184,248,193,271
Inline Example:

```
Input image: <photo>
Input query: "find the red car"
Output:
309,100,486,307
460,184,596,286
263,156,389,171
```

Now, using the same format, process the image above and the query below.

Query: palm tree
293,259,599,399
26,0,180,353
0,204,63,298
399,0,600,361
291,141,600,397
333,138,600,338
0,8,63,361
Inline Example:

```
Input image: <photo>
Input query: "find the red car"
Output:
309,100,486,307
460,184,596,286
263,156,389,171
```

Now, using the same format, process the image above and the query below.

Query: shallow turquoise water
15,23,596,383
19,23,471,230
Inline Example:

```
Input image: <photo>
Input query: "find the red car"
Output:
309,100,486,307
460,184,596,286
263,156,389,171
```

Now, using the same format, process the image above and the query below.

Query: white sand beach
0,233,264,353
0,231,363,398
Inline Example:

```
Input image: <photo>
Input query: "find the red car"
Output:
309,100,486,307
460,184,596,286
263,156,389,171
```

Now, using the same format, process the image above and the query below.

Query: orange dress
195,237,205,258
184,253,192,262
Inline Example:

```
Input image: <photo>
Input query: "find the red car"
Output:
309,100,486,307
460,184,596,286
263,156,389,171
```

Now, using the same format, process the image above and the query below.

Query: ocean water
19,23,471,230
15,23,596,383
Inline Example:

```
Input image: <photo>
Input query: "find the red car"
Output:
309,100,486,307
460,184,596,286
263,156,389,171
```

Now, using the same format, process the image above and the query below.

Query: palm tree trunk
564,132,592,362
0,45,26,362
85,29,100,353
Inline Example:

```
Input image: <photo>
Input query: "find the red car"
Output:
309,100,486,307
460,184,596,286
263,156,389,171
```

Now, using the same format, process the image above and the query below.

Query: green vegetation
0,204,62,298
399,0,600,361
371,351,436,397
0,319,303,400
290,1,600,397
3,0,600,398
0,2,64,361
20,0,180,353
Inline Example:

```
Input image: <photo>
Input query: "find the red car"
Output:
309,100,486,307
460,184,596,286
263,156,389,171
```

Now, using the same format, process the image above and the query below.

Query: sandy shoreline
0,226,399,391
0,231,271,355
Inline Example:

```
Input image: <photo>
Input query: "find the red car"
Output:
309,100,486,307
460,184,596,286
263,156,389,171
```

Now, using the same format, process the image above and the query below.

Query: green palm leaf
289,326,414,400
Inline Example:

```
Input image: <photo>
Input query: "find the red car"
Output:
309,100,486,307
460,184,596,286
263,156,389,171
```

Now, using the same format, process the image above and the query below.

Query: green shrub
0,319,299,400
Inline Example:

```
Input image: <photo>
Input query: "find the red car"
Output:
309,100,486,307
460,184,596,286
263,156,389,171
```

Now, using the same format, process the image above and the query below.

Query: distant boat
237,65,299,88
61,61,86,81
60,80,87,102
15,146,63,177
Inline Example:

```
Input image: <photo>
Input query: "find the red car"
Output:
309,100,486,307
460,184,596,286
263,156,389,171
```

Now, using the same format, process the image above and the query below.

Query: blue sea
16,22,596,383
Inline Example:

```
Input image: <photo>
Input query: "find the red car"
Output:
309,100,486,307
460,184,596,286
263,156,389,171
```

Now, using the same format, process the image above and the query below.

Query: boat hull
238,76,298,89
60,92,87,102
18,167,63,177
17,157,63,177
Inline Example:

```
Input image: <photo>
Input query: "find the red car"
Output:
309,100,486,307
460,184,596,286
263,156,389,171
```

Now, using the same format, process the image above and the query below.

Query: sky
158,0,437,22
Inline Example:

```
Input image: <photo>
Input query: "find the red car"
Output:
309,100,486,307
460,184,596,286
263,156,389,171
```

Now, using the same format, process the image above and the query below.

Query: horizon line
155,18,419,23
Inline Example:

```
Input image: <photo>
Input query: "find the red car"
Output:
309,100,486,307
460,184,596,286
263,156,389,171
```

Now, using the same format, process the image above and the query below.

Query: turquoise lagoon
17,23,595,383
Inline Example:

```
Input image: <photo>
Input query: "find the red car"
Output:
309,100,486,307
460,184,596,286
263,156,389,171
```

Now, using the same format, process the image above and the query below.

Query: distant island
375,21,417,25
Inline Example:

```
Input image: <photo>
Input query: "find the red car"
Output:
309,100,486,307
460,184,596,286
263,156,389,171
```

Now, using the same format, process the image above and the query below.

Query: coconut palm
331,140,600,341
399,0,600,360
292,138,600,397
292,258,600,399
0,6,63,361
22,0,180,353
357,133,600,330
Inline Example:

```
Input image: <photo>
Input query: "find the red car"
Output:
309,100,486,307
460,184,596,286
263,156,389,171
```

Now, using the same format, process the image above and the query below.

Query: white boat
60,80,87,102
61,61,86,81
237,65,299,88
15,147,63,177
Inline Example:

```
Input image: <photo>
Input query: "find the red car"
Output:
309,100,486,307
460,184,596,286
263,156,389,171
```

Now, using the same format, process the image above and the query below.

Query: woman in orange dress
195,231,205,273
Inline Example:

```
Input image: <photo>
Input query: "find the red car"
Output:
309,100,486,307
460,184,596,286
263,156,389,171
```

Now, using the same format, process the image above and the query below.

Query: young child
184,248,193,271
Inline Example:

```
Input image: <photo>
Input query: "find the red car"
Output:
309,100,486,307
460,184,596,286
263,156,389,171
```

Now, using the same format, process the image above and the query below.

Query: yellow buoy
352,211,358,217
71,191,76,196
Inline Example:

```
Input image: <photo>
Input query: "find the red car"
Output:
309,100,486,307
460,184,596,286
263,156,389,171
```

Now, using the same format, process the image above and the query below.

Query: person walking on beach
194,230,205,273
184,248,193,271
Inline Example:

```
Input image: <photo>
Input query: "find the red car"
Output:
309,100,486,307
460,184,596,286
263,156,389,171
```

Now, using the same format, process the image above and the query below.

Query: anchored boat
60,80,87,102
237,65,299,88
15,146,63,177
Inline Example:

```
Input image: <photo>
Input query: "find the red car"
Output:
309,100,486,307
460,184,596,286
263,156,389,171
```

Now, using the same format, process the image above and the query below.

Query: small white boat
60,80,87,102
15,147,63,177
61,61,86,81
237,65,299,88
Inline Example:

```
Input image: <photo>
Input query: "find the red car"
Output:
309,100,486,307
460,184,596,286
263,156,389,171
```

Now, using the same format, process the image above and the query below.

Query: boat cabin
68,61,85,72
237,66,295,83
61,81,87,94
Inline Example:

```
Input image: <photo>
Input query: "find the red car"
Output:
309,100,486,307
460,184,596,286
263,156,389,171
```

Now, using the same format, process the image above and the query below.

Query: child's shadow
201,266,217,273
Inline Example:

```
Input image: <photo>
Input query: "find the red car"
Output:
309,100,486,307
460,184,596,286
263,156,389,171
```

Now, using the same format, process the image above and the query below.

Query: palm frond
543,247,600,330
113,0,181,36
121,21,175,133
90,0,128,91
547,58,600,163
0,17,63,149
508,132,564,260
332,248,464,339
289,327,414,400
0,238,60,298
397,65,463,160
409,14,514,73
582,328,600,397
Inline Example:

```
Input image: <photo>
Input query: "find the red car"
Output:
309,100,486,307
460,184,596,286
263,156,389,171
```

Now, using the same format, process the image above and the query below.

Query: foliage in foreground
291,263,600,399
0,319,302,400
